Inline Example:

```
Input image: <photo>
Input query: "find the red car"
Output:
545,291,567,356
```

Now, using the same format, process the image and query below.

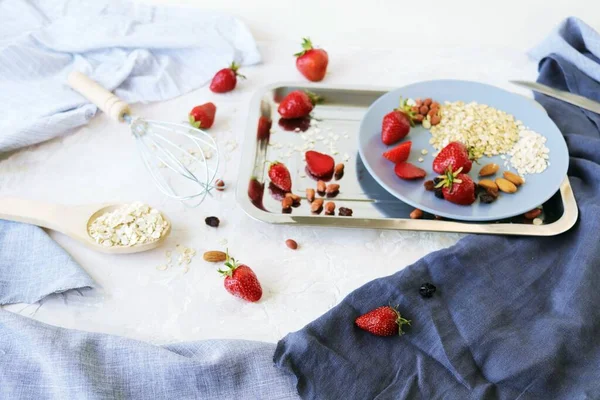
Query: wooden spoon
0,198,171,254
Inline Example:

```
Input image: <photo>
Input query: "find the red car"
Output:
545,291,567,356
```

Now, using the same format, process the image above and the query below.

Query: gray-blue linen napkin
274,17,600,399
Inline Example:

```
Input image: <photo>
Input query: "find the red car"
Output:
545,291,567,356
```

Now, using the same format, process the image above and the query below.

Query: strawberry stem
305,91,323,105
229,62,246,79
389,305,411,336
396,97,416,127
218,249,239,277
188,114,201,129
294,37,314,57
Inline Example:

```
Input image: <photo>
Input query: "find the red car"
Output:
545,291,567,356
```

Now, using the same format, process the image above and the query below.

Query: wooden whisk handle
68,71,131,122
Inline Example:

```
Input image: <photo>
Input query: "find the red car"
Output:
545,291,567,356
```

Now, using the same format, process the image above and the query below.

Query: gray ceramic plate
358,80,569,221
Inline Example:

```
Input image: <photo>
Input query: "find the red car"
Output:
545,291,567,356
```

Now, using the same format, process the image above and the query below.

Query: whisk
68,71,219,207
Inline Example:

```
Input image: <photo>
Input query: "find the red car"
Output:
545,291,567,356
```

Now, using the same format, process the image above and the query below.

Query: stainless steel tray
237,83,578,236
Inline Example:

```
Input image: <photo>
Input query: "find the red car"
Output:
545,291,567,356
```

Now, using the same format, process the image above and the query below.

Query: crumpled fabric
274,17,600,399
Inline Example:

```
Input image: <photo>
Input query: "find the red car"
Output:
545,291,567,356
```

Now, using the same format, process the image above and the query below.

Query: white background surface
1,2,597,344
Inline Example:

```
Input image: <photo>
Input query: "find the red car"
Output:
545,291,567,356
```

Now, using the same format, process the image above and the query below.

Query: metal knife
511,80,600,115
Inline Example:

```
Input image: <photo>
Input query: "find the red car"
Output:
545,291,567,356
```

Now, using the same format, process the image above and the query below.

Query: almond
326,183,340,197
203,251,227,262
478,163,499,177
495,178,517,193
282,196,293,210
311,198,324,214
334,163,345,180
306,188,315,203
317,180,326,195
324,201,336,215
285,239,298,250
285,192,301,207
410,209,423,219
523,208,542,220
478,179,498,192
503,171,524,186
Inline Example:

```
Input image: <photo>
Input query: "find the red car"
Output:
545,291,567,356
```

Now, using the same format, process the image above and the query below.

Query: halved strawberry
394,162,426,180
383,141,412,164
305,150,334,178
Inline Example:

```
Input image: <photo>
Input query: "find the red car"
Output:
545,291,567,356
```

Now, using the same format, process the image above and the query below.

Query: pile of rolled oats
88,202,169,247
429,101,520,159
508,129,550,175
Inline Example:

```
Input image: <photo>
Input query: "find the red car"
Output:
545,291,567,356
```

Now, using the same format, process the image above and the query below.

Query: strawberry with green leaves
189,102,216,129
210,62,245,93
435,167,476,205
355,306,411,337
278,90,322,119
218,251,262,302
381,98,417,145
295,37,329,82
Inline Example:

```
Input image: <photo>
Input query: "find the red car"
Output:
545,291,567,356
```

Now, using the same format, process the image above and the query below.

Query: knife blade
511,80,600,115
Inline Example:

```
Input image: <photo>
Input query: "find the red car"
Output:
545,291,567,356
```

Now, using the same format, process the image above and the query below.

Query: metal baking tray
237,83,578,236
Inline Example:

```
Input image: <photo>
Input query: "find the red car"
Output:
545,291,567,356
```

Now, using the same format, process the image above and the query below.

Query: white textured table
1,42,538,344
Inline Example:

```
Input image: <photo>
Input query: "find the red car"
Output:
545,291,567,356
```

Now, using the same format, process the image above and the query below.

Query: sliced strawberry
383,141,412,164
394,162,426,180
305,150,334,178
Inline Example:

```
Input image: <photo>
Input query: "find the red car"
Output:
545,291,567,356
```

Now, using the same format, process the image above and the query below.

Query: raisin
479,193,497,204
424,180,435,191
338,207,353,217
420,283,437,298
205,216,220,227
434,188,444,199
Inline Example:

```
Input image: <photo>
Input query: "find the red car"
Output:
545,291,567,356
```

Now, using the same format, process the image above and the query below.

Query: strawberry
381,98,416,145
188,102,216,129
210,62,245,93
355,306,411,337
295,37,329,82
278,90,322,119
394,162,426,180
257,116,272,141
383,141,412,164
268,162,292,192
436,167,476,205
305,150,334,179
218,252,262,302
432,141,473,174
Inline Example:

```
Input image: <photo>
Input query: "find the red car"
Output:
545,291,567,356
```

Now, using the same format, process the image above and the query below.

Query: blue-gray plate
357,80,569,222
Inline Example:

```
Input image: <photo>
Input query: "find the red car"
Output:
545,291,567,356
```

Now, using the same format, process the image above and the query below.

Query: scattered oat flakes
533,218,543,226
418,157,424,162
421,149,428,155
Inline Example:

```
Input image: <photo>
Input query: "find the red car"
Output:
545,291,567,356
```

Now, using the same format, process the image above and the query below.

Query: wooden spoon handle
0,197,72,234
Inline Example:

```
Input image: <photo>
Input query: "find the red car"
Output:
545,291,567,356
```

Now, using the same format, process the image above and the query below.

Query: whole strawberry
355,306,411,337
210,62,245,93
432,141,473,174
218,252,262,302
295,37,329,82
278,90,322,119
381,98,416,145
436,167,476,205
268,162,292,192
189,102,216,129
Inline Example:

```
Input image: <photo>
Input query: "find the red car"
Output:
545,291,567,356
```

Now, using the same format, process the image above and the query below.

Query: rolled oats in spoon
88,202,169,247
